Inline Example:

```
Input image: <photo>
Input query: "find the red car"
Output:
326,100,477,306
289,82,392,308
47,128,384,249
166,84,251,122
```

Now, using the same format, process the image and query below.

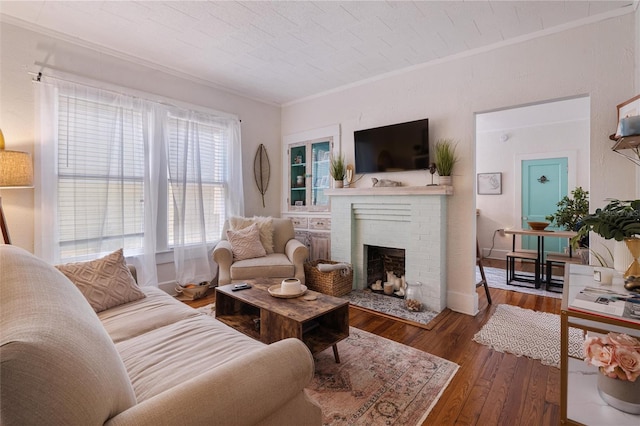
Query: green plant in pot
434,138,458,185
574,199,640,292
329,152,346,188
546,186,589,247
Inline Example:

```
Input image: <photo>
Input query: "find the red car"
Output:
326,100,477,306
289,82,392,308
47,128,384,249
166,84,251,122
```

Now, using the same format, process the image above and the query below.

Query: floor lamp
0,129,34,244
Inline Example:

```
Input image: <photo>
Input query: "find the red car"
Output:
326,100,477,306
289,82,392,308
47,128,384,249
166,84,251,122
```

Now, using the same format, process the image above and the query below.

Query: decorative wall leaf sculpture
253,144,270,208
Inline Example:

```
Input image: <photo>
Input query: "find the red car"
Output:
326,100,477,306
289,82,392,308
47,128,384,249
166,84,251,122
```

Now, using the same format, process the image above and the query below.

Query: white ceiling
0,1,635,105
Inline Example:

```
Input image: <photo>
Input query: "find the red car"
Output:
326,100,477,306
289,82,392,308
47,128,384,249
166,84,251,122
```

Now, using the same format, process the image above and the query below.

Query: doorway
475,96,590,263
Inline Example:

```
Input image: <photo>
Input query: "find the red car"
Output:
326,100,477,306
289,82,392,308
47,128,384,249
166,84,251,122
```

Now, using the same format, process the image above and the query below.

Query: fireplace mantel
325,185,452,197
327,188,449,313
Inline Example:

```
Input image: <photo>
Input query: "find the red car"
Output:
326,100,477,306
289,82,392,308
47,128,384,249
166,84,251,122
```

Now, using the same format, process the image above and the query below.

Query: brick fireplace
326,186,451,312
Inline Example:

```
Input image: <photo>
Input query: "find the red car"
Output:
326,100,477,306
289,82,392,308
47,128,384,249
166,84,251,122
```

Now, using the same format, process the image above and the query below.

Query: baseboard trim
447,289,478,316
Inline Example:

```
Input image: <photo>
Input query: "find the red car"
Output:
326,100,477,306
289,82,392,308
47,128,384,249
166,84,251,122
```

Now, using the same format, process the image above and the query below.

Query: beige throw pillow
229,216,274,254
55,249,146,313
227,223,267,261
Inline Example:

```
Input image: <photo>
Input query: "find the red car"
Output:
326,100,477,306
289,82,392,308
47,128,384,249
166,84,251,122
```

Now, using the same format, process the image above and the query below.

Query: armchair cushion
230,253,295,281
226,223,267,261
229,215,274,254
55,248,146,313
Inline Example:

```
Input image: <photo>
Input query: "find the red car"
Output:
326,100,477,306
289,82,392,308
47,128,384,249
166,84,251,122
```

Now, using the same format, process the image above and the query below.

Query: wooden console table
215,278,349,362
560,264,640,425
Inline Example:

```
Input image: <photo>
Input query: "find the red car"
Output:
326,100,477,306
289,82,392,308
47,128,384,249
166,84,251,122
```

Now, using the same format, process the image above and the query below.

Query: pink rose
614,346,640,382
584,337,614,368
608,333,640,350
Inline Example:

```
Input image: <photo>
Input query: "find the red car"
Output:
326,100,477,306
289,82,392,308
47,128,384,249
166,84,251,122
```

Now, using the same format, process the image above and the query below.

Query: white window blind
57,95,145,260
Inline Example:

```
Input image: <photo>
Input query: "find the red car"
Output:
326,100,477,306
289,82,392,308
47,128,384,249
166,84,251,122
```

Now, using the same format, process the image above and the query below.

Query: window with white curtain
53,89,235,263
166,115,226,247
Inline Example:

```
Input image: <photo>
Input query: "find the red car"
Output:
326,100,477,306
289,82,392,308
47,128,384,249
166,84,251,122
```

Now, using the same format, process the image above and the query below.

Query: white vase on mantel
613,239,634,273
439,175,452,186
333,179,344,189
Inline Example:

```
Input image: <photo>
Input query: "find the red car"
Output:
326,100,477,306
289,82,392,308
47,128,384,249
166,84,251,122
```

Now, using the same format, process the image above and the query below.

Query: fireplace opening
365,245,405,297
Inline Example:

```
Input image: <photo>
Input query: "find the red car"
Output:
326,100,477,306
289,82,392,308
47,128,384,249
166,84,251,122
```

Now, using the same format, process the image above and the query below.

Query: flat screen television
354,118,429,173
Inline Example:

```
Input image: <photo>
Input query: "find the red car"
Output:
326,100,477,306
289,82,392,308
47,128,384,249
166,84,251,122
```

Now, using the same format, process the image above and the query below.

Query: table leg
332,344,341,363
535,235,545,289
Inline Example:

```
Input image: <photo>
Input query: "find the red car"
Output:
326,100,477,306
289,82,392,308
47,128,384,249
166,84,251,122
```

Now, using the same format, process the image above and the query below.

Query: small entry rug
342,290,439,328
473,304,584,368
309,327,459,426
476,266,563,299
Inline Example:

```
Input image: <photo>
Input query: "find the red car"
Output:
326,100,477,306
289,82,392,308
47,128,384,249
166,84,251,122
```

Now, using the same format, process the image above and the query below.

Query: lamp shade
0,150,34,187
0,129,33,188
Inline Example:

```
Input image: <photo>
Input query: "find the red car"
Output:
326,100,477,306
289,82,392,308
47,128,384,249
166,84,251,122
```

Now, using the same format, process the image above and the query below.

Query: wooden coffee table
215,278,349,362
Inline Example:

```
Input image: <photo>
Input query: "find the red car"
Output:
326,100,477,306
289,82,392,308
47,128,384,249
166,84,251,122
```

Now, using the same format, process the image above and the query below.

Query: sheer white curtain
167,112,205,285
36,80,159,286
36,77,243,287
162,108,243,285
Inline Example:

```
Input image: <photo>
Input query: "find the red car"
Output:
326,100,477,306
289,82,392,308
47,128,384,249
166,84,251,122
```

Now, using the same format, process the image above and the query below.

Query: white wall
0,22,282,283
282,15,637,315
477,118,590,259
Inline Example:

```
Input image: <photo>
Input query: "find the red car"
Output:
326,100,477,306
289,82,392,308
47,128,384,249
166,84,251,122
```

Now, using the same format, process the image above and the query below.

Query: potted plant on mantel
573,199,640,291
329,152,346,188
434,138,458,186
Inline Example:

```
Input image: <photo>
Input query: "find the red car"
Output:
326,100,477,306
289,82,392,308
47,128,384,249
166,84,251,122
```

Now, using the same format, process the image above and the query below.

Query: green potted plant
329,152,346,188
546,187,589,247
574,199,640,291
574,199,640,242
434,138,458,185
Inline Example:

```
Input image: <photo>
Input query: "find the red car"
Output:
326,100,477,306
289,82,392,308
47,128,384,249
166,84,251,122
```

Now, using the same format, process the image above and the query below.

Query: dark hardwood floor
351,288,562,426
186,271,561,425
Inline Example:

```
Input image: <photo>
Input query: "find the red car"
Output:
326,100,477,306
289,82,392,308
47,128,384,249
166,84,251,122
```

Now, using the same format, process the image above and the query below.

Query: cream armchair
213,217,308,285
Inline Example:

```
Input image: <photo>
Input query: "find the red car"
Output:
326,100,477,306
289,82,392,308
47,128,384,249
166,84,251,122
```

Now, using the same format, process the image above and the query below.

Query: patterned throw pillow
55,249,146,313
226,223,267,261
229,216,274,254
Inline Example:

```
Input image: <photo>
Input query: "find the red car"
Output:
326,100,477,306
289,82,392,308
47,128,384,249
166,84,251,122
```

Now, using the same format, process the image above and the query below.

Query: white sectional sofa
0,245,322,425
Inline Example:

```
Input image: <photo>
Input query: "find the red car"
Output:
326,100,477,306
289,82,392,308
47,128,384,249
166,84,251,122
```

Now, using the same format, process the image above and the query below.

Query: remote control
232,284,251,291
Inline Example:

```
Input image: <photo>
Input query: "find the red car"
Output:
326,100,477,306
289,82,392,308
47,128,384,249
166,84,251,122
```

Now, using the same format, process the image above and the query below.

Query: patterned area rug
309,327,459,426
477,266,563,299
197,306,458,425
341,290,439,328
473,304,584,368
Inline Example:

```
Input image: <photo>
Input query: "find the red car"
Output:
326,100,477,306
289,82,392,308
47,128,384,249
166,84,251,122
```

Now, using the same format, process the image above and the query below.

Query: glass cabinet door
288,137,332,211
289,144,307,209
310,140,331,209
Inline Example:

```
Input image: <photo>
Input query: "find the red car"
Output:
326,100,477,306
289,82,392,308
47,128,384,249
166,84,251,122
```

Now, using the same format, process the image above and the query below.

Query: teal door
522,158,568,255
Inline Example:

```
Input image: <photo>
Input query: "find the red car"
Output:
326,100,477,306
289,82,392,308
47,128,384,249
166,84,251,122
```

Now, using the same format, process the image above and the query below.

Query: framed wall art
477,172,502,195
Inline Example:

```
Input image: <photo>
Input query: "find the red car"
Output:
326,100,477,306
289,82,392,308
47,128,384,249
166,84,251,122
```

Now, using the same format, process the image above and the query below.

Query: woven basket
304,259,353,297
